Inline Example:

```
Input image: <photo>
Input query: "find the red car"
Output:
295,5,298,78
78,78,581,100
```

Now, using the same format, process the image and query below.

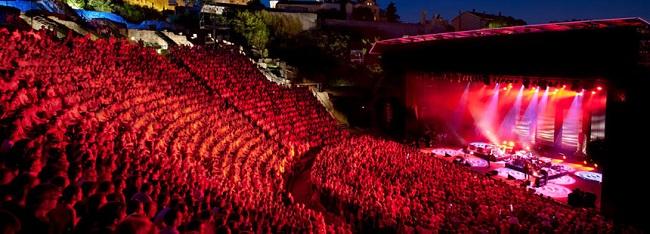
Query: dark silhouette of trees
386,2,399,22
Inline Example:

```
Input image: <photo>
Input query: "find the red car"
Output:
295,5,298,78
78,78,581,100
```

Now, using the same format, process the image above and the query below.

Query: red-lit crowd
312,135,612,233
0,26,616,234
0,28,333,234
169,46,347,155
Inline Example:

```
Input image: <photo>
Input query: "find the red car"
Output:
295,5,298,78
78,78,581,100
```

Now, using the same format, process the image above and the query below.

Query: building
322,18,448,39
274,0,379,21
350,0,379,21
273,0,341,13
270,0,279,8
122,0,185,11
122,0,251,12
451,10,526,31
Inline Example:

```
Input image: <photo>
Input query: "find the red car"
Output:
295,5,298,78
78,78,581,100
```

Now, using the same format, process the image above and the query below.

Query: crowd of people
311,135,612,233
0,28,334,233
0,26,618,234
169,46,347,155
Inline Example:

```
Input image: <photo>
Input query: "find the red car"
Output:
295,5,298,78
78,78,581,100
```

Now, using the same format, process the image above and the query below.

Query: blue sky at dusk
269,0,650,24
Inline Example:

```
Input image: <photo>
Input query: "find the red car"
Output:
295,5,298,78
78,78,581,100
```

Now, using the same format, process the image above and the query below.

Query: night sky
377,0,650,24
268,0,650,24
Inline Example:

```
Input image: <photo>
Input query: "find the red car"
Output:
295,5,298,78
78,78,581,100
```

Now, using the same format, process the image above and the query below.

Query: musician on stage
523,162,530,180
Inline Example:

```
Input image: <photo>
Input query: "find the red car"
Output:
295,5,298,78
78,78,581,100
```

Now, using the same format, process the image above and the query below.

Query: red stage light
562,85,566,89
502,87,507,91
597,86,603,91
591,91,596,95
595,163,598,168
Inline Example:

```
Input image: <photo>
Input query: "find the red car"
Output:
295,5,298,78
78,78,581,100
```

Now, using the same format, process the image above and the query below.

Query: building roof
452,11,527,27
369,17,649,55
465,11,524,23
471,12,526,26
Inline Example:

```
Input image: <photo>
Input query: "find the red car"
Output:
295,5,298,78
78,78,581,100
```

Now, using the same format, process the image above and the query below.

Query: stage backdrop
405,72,606,154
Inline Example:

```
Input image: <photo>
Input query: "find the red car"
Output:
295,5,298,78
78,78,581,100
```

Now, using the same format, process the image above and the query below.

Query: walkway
286,146,349,227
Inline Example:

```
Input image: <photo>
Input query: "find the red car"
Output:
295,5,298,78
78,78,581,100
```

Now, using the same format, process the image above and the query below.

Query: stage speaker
444,153,452,157
568,189,584,207
486,170,498,176
453,157,463,164
583,192,596,208
534,177,547,188
507,174,516,180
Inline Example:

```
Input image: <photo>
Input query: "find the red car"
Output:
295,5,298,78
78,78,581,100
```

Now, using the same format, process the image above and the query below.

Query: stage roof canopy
369,18,650,55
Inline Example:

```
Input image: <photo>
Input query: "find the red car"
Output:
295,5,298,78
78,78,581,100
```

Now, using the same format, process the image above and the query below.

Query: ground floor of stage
424,147,602,206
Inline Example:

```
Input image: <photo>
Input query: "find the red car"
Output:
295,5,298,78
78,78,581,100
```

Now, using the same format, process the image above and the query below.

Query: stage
373,18,650,229
426,147,602,206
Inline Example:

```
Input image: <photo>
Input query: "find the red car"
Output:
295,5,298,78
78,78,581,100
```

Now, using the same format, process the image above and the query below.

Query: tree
247,0,265,9
112,3,163,23
67,0,86,9
86,0,113,12
258,11,302,40
233,11,269,50
113,4,144,22
385,2,399,22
